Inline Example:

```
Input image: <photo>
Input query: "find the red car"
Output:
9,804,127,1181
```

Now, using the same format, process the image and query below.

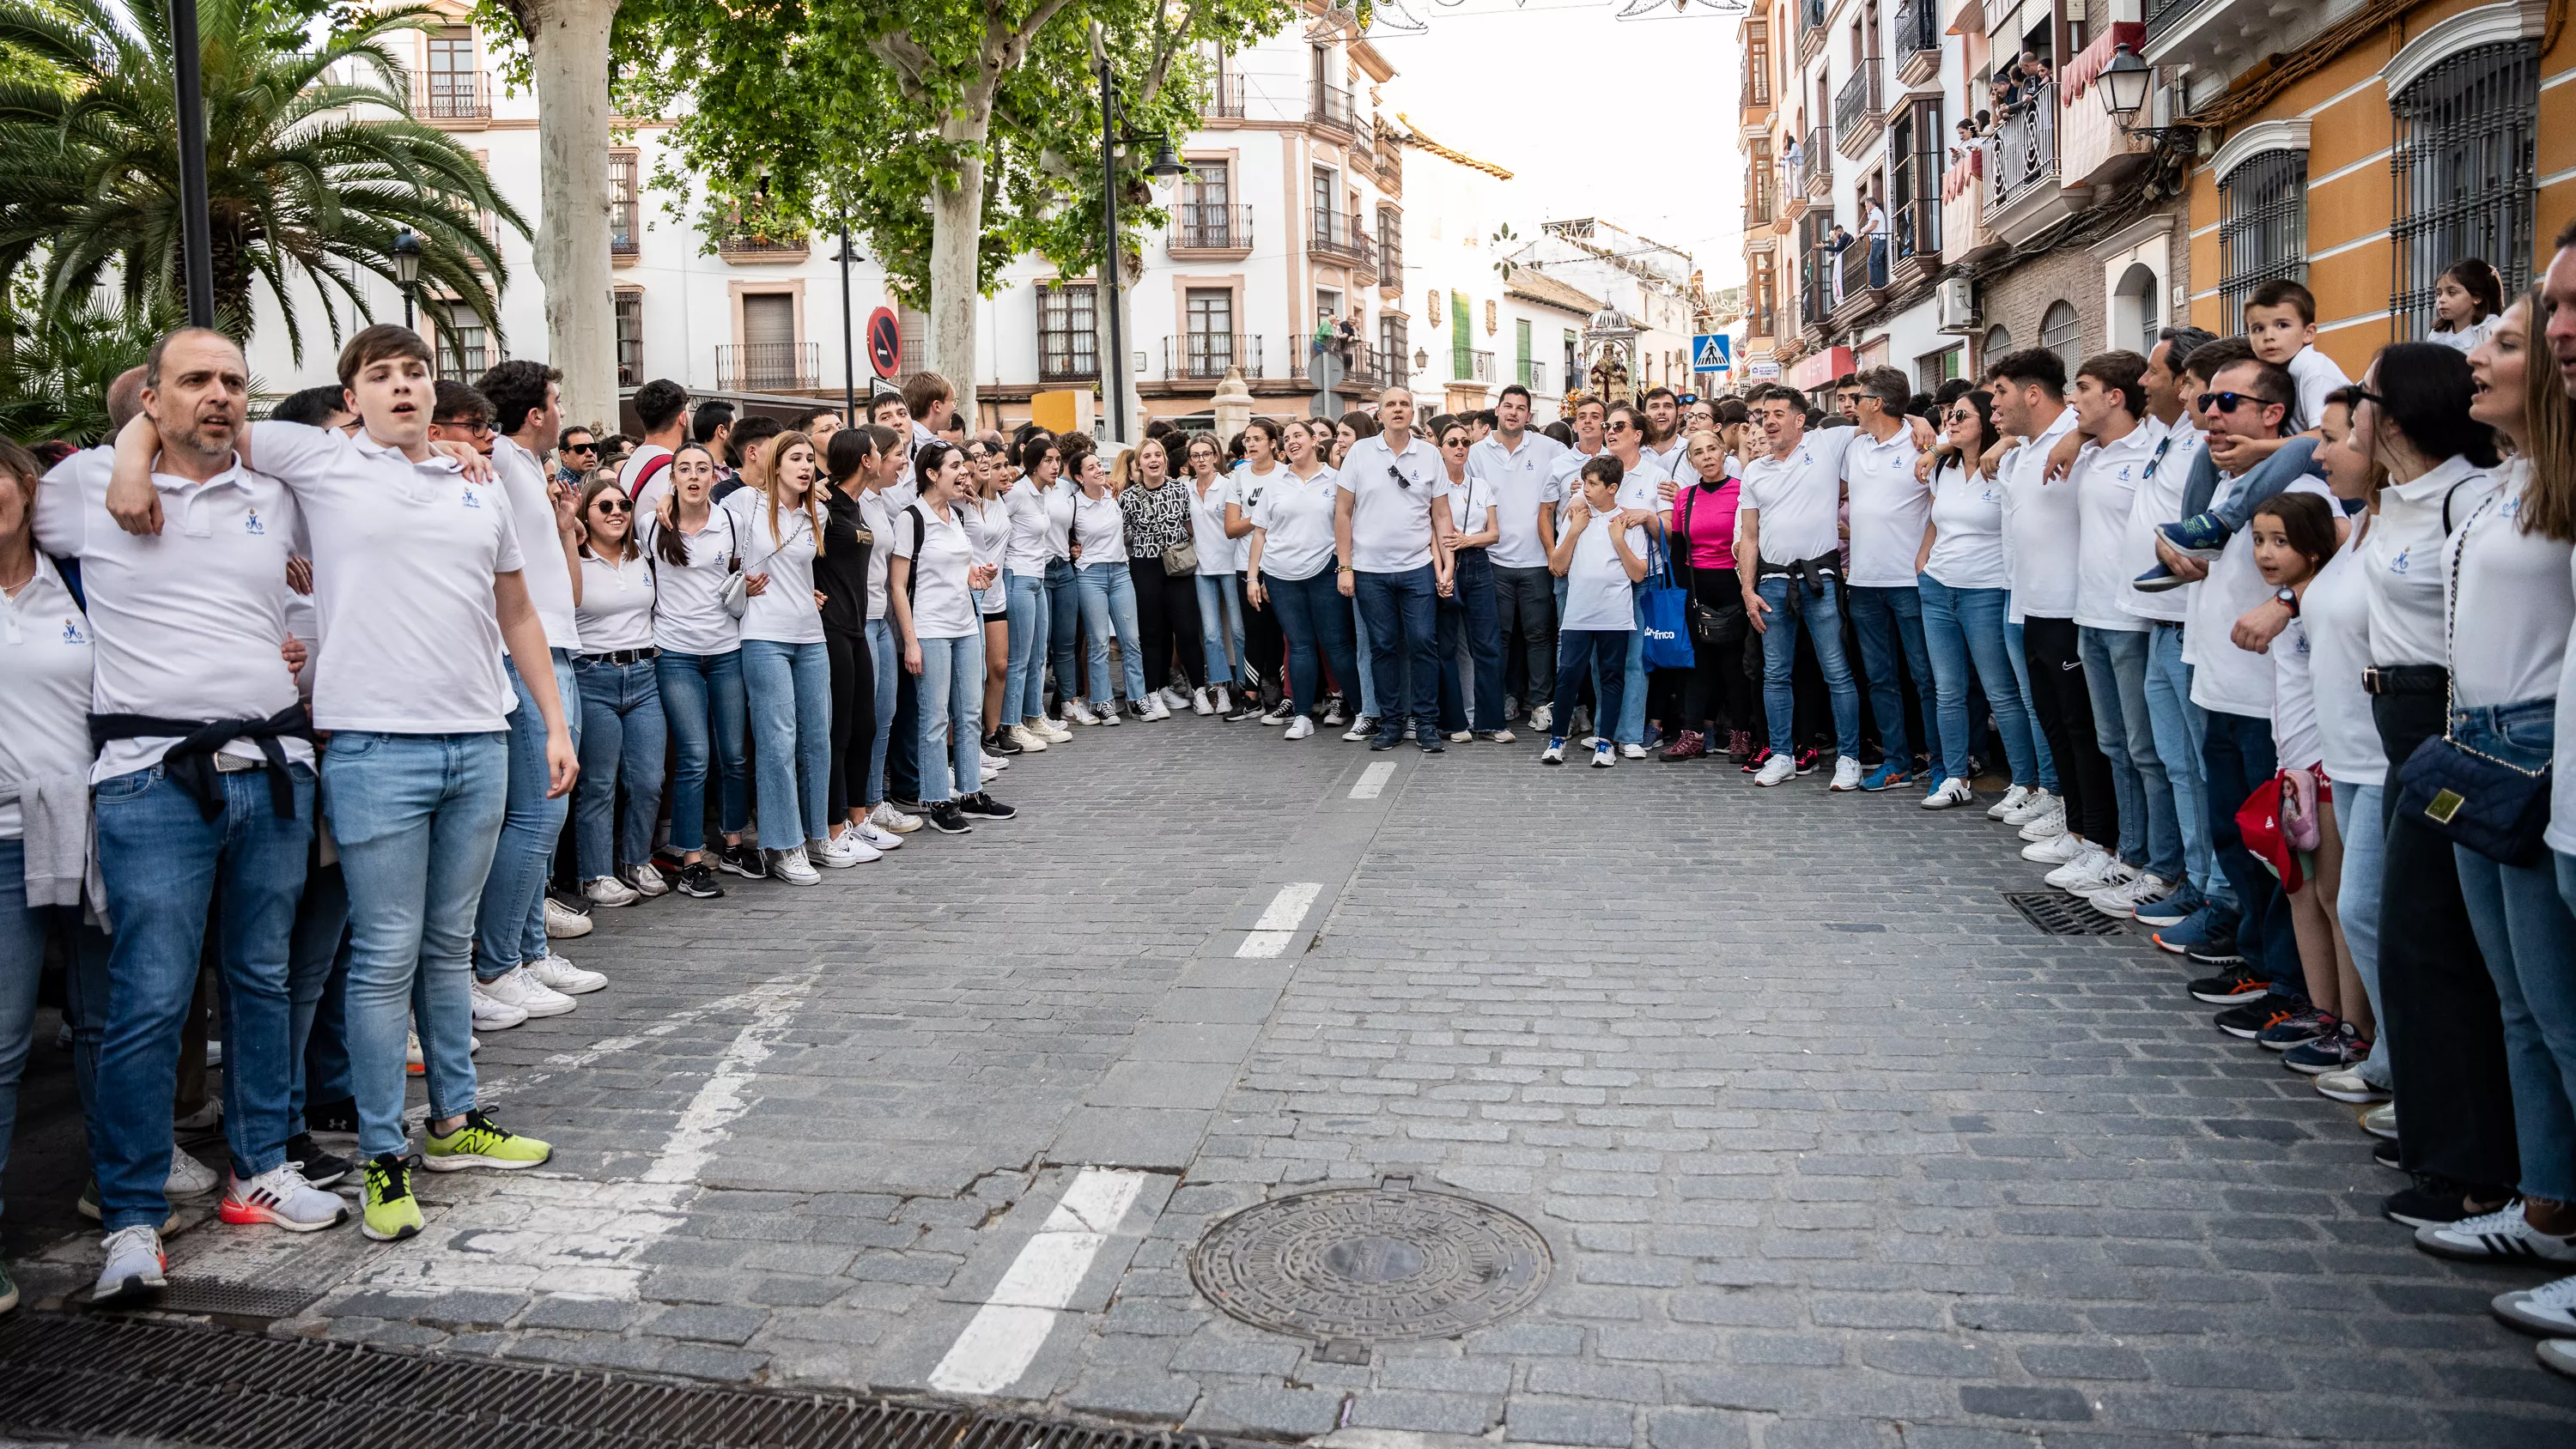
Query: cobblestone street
9,718,2576,1448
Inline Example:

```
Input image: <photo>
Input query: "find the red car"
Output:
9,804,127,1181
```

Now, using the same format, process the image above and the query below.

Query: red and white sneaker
219,1162,350,1232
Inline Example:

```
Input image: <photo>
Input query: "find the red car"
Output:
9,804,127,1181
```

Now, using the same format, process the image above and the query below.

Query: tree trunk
927,109,987,423
525,0,619,433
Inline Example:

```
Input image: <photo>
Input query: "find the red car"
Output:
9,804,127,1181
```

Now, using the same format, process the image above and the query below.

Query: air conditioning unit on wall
1935,276,1977,334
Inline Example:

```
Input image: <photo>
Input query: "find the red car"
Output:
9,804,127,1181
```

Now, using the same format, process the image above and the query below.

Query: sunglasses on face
2196,391,2268,415
1606,420,1635,433
592,498,631,513
563,442,598,455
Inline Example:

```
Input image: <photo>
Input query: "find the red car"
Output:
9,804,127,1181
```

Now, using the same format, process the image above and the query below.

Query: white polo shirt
2117,417,2201,624
1189,475,1242,575
1468,432,1567,569
723,488,824,646
1436,470,1494,537
574,549,654,652
1645,437,1698,487
893,500,981,640
1739,427,1859,566
248,421,526,734
640,505,745,651
34,446,313,782
0,555,95,838
1923,463,2007,591
1998,406,2082,621
1338,432,1442,573
1839,425,1929,588
1545,446,1607,520
1600,451,1670,516
1001,477,1054,575
1071,488,1126,570
1250,468,1342,580
1561,509,1647,632
2286,346,2350,433
493,434,580,651
2070,424,2157,631
856,488,896,622
2188,469,2336,718
621,442,674,516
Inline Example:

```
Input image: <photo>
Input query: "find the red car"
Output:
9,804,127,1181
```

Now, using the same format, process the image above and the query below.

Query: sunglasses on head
2196,391,2269,415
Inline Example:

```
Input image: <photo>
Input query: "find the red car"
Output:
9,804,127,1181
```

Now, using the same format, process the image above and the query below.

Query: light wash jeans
2080,625,2182,882
2143,621,2226,906
325,731,508,1163
573,655,665,880
472,651,578,982
1848,585,1936,764
1352,593,1380,718
1076,562,1147,706
1196,573,1246,686
743,638,831,849
1005,568,1053,724
2004,616,2058,790
2333,781,2390,1088
2450,701,2576,1202
1917,577,2037,786
864,618,899,806
0,835,112,1222
88,761,313,1228
1754,573,1859,755
656,649,747,853
916,632,986,803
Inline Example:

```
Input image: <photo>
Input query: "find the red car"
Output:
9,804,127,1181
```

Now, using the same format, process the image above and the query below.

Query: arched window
2112,263,2160,357
2392,39,2539,336
1983,323,2012,359
2219,150,2307,335
2039,301,2082,375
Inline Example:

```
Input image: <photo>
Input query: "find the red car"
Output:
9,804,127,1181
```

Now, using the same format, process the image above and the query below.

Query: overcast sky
1365,0,1747,290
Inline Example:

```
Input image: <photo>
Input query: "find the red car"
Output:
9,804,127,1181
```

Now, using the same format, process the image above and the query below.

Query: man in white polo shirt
1840,367,1936,791
1736,383,1866,789
1469,384,1567,730
619,378,689,515
1335,387,1445,751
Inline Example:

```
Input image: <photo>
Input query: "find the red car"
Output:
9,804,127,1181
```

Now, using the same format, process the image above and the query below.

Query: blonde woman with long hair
726,431,836,882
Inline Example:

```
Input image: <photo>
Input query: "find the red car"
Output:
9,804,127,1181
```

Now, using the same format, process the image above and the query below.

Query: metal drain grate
151,1280,323,1322
0,1313,1255,1449
2002,891,2129,937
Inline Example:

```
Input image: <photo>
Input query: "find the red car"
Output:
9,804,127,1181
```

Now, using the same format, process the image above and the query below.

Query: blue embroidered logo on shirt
61,619,87,646
462,487,482,508
2391,547,2410,574
2502,496,2523,518
243,508,265,536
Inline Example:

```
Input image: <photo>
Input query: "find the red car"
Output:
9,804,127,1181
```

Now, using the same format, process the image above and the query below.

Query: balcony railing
2145,0,2211,42
1799,246,1834,328
418,72,488,119
1517,358,1549,393
1203,74,1245,118
1309,212,1376,270
1836,235,1886,304
610,203,640,257
718,233,810,263
1375,118,1403,189
1988,82,2061,210
1801,126,1833,191
716,342,818,392
1746,164,1777,227
1893,191,1939,266
1746,304,1777,339
434,342,490,385
1457,349,1495,383
1309,82,1357,134
1345,345,1387,391
1895,0,1941,62
1163,333,1262,381
1798,0,1826,38
1835,58,1884,145
1170,203,1252,252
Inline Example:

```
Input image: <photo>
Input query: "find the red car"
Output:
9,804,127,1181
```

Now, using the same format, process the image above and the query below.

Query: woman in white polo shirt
890,441,1014,835
1068,451,1150,723
1431,416,1507,741
727,432,835,884
1917,390,2040,812
1185,433,1243,717
1001,435,1071,749
1229,420,1292,722
1246,417,1358,741
959,439,1015,765
644,445,751,897
568,476,666,907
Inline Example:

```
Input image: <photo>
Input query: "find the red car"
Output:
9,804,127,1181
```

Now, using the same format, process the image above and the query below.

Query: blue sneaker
2132,559,2188,593
2155,512,2233,561
1860,762,1911,791
2132,882,2202,929
2151,902,2240,961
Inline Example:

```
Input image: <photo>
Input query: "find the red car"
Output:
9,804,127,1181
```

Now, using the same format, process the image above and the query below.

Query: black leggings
1676,570,1754,735
2020,615,2117,845
1129,557,1206,692
824,624,877,823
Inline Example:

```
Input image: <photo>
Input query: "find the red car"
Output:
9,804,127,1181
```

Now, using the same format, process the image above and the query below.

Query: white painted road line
1236,881,1321,957
929,1168,1147,1395
1350,761,1396,798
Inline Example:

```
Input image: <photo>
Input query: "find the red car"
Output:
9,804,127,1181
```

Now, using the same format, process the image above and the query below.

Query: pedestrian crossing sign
1692,334,1731,373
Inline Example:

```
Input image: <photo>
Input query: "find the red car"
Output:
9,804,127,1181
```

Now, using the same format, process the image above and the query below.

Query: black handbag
2392,493,2552,865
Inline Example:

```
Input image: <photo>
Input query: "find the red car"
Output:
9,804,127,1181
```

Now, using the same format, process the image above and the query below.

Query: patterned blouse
1120,478,1194,560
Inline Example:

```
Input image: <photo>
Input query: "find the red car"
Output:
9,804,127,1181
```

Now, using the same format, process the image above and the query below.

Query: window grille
2218,150,2306,335
2390,40,2538,339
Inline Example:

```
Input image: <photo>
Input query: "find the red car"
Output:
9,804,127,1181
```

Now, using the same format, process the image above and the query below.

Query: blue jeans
1005,568,1053,723
2451,702,2576,1202
1754,573,1858,755
1437,549,1504,733
0,835,111,1222
2145,621,2226,906
657,649,748,853
743,639,831,849
1351,594,1379,717
1601,615,1648,746
1196,573,1246,686
473,651,578,981
915,633,985,803
2334,782,2391,1087
1355,565,1440,738
287,853,349,1124
1848,585,1935,765
88,762,313,1228
1917,578,2037,786
2203,709,2296,993
325,731,508,1162
1076,563,1147,706
865,619,899,805
2080,627,2182,882
1045,558,1081,707
1553,629,1631,737
574,655,666,878
1267,569,1362,715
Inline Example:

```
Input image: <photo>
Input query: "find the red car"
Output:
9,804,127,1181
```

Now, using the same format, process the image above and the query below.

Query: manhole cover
1188,1185,1551,1342
2002,890,2129,937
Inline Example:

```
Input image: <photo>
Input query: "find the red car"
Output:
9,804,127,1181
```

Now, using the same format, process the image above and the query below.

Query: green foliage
0,287,182,445
0,0,525,363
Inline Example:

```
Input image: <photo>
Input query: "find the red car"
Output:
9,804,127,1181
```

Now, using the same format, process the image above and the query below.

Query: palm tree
0,0,526,364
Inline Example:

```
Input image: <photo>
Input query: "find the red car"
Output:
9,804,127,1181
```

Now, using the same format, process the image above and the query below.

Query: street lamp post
171,0,215,328
1091,26,1188,445
837,214,860,425
392,227,422,331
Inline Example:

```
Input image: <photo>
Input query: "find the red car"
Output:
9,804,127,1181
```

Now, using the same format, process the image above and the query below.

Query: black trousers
823,624,877,823
2373,689,2519,1188
2020,615,2117,845
1130,558,1206,692
1494,563,1558,712
1239,572,1284,700
889,652,920,803
1677,571,1753,735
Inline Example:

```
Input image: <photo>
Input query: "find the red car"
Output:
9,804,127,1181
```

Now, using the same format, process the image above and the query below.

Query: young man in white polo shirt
1335,387,1446,751
43,328,346,1302
108,324,572,1248
1468,385,1567,730
1736,384,1867,788
619,379,689,515
1839,367,1936,791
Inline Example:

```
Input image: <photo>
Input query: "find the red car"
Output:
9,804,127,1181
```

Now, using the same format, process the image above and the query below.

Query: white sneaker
468,985,530,1031
1923,778,1975,809
871,800,922,834
528,952,609,995
405,1029,425,1069
1099,700,1123,724
1528,703,1553,732
2005,787,2060,827
1593,742,1616,768
478,965,575,1018
1485,728,1516,743
980,750,1010,773
1321,699,1347,727
220,1162,347,1232
1284,715,1316,741
1828,756,1863,791
2090,872,2169,919
769,845,821,885
543,897,593,939
2044,846,2115,892
1031,715,1073,743
1449,730,1473,743
1142,695,1173,722
857,821,904,852
621,864,670,898
167,1144,219,1198
1342,715,1378,743
1212,687,1231,715
2070,858,2139,899
1620,743,1647,760
1161,687,1192,711
1009,724,1051,753
2020,831,2089,865
1988,783,2032,821
2418,1203,2576,1263
583,874,641,908
1066,700,1101,726
2017,803,2069,841
817,830,879,867
91,1224,166,1305
1753,754,1797,786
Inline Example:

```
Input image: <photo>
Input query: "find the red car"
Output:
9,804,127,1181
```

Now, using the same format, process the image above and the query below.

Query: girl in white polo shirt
1185,433,1244,718
644,445,754,894
1068,452,1149,723
890,442,1014,834
1000,435,1071,748
568,476,666,907
726,432,835,884
1917,390,2043,815
1247,418,1357,741
963,439,1017,764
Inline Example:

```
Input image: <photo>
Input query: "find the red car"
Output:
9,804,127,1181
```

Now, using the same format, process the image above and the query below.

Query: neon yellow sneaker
422,1109,551,1173
361,1155,423,1242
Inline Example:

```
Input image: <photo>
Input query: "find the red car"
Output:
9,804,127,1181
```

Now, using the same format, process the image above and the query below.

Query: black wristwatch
2274,585,2300,618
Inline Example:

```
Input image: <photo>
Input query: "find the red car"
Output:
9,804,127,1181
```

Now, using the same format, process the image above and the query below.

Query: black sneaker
1370,733,1403,751
2383,1175,2514,1228
285,1132,352,1189
2187,964,2267,1004
1416,732,1445,754
718,842,767,879
2215,992,2301,1040
957,791,1016,820
2184,930,2245,965
304,1095,360,1137
925,801,975,834
1794,747,1820,776
674,861,725,898
1224,699,1260,722
2373,1139,2403,1172
985,729,1023,756
1740,745,1774,775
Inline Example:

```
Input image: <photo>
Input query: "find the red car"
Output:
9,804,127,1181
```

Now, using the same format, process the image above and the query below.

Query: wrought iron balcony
1203,74,1245,119
1988,82,2061,211
1170,203,1252,252
1835,58,1885,154
1309,82,1357,135
1518,358,1549,393
418,72,488,120
718,232,810,263
716,343,818,392
1308,212,1376,271
1163,333,1262,381
1801,125,1833,191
